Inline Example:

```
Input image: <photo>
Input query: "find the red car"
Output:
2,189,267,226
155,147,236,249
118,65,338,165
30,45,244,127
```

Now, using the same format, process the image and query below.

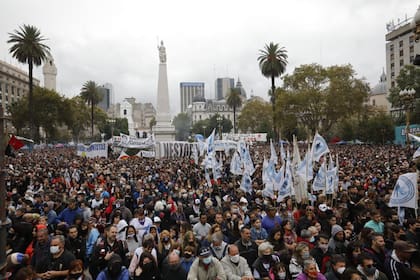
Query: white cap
318,203,330,212
194,199,201,205
223,195,230,202
239,197,248,204
153,216,161,223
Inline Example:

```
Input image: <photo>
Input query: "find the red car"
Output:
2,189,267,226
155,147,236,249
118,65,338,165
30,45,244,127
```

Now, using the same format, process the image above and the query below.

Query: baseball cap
194,199,201,205
239,197,248,204
394,240,417,253
153,216,161,223
198,247,211,257
318,203,330,212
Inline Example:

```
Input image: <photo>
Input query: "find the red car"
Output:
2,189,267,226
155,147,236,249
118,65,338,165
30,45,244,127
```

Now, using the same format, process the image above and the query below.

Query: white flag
413,146,420,159
206,129,215,154
230,152,243,175
297,152,313,181
408,133,420,143
311,133,330,162
277,160,293,202
312,162,326,192
388,173,418,209
270,139,278,164
240,172,253,194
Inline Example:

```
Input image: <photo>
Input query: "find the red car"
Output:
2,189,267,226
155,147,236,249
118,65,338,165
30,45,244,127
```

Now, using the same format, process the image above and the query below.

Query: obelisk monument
153,41,175,147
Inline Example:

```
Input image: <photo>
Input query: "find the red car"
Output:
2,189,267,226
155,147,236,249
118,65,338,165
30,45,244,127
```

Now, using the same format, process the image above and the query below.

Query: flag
297,152,313,181
240,172,253,194
408,133,420,143
312,162,326,192
311,133,330,162
242,147,255,175
388,173,418,209
206,129,215,154
230,152,243,175
273,165,284,191
413,146,420,159
8,135,24,150
270,139,278,164
277,159,294,202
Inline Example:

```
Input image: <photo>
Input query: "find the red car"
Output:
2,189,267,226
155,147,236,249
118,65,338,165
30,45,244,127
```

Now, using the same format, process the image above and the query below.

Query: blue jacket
57,207,82,225
97,267,129,280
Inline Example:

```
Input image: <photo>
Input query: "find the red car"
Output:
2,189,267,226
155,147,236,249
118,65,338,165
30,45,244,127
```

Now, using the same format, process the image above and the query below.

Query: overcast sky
0,0,418,115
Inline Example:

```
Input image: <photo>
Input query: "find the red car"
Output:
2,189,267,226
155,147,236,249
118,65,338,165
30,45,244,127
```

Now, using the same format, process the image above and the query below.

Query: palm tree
258,42,288,139
80,81,102,137
8,24,50,140
226,88,242,134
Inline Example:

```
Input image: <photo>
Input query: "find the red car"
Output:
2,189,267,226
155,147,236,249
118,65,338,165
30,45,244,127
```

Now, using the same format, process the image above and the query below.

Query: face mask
184,252,192,259
69,272,83,279
231,208,239,214
278,272,286,279
115,203,120,208
142,262,153,271
127,234,135,239
365,266,376,276
230,254,240,263
202,256,212,265
337,267,346,274
50,245,60,254
163,237,170,243
262,254,271,262
174,249,181,255
309,236,315,243
241,206,248,212
301,252,310,259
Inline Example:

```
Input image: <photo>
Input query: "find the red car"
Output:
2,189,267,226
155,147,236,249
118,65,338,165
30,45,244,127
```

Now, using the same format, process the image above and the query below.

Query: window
390,53,394,60
399,50,404,57
410,56,414,63
399,40,403,47
391,81,395,88
5,85,8,93
372,99,376,106
390,44,394,52
410,36,414,44
400,59,404,66
123,109,127,115
410,45,414,53
391,72,395,78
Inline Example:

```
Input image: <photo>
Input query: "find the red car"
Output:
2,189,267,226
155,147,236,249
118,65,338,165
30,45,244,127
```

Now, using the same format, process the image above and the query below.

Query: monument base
153,122,175,158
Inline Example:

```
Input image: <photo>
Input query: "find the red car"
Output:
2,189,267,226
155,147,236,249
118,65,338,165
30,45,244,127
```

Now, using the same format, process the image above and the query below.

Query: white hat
10,253,25,265
153,216,161,223
223,195,230,202
318,203,330,212
194,199,201,205
239,197,248,204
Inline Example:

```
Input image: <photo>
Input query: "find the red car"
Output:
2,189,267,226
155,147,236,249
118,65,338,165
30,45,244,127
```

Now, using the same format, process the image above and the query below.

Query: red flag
8,135,24,150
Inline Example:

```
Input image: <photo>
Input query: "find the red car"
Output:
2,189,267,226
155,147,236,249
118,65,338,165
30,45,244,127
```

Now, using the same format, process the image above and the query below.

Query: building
0,59,40,112
97,83,113,112
368,70,389,111
111,97,156,137
42,54,57,91
215,77,234,100
180,82,204,113
235,78,247,99
385,15,419,92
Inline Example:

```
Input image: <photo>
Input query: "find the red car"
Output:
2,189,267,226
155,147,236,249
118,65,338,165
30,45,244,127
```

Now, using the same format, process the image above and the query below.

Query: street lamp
217,115,223,140
399,88,416,146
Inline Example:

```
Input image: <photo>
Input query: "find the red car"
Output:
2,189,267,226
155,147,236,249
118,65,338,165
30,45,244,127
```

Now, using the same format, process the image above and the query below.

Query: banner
77,142,108,158
119,133,155,148
160,142,198,158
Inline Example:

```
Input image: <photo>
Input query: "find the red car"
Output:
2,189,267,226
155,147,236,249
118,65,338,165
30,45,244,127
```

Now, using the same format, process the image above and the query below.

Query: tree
226,88,242,133
61,96,90,142
281,63,369,134
173,112,191,141
192,119,210,137
258,42,288,138
8,24,50,140
238,99,273,134
80,81,103,137
149,117,156,130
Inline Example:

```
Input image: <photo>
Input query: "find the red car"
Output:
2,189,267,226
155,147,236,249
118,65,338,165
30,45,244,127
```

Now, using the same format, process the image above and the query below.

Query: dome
370,70,387,95
413,5,420,27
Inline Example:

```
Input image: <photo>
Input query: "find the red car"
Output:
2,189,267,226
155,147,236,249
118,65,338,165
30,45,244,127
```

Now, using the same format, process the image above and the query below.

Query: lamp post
217,115,223,140
399,88,416,146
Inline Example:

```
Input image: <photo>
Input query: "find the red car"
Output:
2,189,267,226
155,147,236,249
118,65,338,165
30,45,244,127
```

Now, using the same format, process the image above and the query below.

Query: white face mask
337,267,346,274
50,245,60,254
230,254,240,263
278,272,286,279
127,234,135,239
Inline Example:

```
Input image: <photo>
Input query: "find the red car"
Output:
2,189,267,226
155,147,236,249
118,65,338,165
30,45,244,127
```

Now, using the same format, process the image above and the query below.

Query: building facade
180,82,205,113
215,77,234,100
368,70,390,111
111,97,156,137
0,59,40,112
97,83,113,112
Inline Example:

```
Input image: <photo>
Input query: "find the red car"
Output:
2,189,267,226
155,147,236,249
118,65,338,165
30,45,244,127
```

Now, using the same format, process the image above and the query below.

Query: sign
160,142,198,158
394,124,420,145
77,142,108,158
118,133,155,148
223,133,267,142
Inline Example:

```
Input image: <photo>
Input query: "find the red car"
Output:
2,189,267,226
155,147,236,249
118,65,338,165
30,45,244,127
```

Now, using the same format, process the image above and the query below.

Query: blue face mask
202,256,212,264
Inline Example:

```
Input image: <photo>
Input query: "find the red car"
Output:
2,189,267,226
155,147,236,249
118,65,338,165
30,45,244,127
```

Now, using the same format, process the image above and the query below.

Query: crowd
2,143,420,280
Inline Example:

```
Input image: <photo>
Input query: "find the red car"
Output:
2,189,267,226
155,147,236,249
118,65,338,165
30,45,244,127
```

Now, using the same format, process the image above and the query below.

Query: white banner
160,142,198,158
77,142,108,158
118,133,155,148
139,150,155,158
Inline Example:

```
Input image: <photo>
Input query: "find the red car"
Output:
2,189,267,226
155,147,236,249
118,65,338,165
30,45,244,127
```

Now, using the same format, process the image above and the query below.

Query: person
364,211,384,234
161,251,188,280
295,260,326,280
39,235,76,280
57,198,82,226
30,227,51,275
97,253,129,280
310,234,333,274
384,240,416,280
328,225,347,255
133,251,160,280
125,225,140,261
193,213,211,245
14,266,37,280
66,259,92,280
356,253,388,280
405,219,419,246
341,268,363,280
252,242,279,280
250,218,268,246
90,224,128,279
130,208,153,245
408,250,420,279
187,246,226,280
129,237,158,276
363,233,387,272
324,255,346,280
344,241,363,270
220,244,253,280
209,231,229,261
262,206,282,234
289,242,317,280
85,216,100,262
235,226,258,269
180,245,196,273
65,225,86,261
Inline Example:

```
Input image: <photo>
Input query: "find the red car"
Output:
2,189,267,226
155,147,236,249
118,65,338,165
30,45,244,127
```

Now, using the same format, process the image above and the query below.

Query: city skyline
0,0,418,115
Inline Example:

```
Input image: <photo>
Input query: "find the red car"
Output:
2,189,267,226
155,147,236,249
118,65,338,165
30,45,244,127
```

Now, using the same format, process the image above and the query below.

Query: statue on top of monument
158,40,166,63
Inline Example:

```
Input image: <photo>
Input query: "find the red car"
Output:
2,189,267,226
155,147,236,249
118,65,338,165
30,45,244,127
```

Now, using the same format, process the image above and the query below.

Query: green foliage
80,80,103,136
192,119,210,137
98,117,129,139
226,88,243,133
149,117,156,130
280,63,369,135
8,24,50,139
191,115,232,137
173,112,191,141
238,99,273,134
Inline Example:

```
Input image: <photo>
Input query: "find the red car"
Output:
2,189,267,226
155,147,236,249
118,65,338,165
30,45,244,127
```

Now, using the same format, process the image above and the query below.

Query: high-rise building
97,83,113,112
385,15,419,92
0,59,40,111
180,82,205,113
215,78,234,100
